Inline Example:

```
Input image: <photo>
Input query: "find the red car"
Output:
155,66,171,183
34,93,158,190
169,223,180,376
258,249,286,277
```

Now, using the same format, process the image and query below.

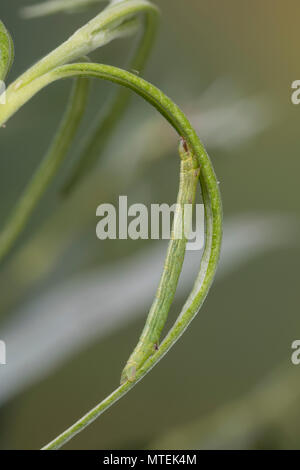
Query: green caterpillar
0,20,14,82
121,138,200,383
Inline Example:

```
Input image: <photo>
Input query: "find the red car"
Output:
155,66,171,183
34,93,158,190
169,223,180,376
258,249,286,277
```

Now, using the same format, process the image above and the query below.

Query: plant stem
0,77,89,262
0,0,222,452
20,1,158,195
0,0,158,262
1,62,222,449
10,0,158,91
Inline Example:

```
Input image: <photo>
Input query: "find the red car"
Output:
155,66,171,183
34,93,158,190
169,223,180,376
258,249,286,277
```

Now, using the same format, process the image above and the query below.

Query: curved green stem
0,76,89,262
1,62,222,449
0,0,158,262
11,0,158,90
0,0,222,452
20,1,158,194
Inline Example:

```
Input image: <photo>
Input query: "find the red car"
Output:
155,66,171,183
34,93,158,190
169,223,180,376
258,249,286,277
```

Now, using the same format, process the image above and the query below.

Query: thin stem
0,0,222,452
0,76,89,262
42,179,216,450
20,0,158,193
10,0,158,91
0,0,158,262
2,63,222,449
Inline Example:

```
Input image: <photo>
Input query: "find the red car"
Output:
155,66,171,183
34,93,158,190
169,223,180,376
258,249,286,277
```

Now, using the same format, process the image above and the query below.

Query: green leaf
0,20,14,82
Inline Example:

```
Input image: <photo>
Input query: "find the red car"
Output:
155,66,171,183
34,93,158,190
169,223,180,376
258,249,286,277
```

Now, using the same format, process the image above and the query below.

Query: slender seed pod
0,20,14,82
121,138,200,383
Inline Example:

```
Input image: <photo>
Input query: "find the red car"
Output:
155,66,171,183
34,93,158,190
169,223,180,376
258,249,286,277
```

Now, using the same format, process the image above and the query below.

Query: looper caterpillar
121,138,200,383
0,0,223,444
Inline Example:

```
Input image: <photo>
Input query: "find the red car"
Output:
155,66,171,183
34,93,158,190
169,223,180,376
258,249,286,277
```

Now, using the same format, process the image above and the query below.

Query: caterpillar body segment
121,139,200,383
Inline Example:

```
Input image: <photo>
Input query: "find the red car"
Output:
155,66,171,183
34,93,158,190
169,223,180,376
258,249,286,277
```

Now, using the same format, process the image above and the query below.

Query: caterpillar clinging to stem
0,0,223,445
121,138,200,383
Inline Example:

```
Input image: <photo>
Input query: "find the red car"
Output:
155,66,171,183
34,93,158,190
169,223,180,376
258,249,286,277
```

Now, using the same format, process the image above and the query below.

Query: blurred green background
0,0,299,450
